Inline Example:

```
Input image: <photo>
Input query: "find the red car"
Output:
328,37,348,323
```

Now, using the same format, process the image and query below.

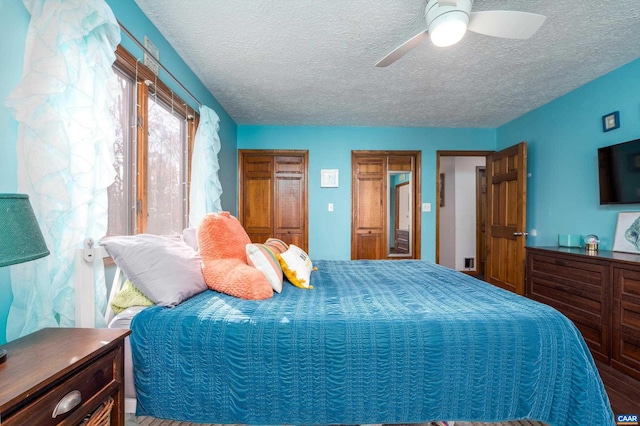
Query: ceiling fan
376,0,546,67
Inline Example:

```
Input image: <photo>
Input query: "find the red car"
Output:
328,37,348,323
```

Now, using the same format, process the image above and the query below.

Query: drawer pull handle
52,390,82,418
555,260,569,266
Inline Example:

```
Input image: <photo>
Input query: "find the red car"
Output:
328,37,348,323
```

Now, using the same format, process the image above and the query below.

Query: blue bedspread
130,260,614,425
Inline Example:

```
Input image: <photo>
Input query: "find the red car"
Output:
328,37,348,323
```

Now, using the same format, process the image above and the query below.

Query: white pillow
277,244,314,289
100,234,207,307
182,227,199,252
246,242,285,293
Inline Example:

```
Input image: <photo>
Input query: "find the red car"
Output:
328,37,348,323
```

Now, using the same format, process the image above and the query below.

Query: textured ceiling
133,0,640,128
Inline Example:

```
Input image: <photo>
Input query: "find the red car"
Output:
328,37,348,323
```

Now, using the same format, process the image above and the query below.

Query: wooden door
352,151,421,260
485,142,527,295
240,154,274,244
352,156,386,259
239,150,308,252
476,167,487,276
274,155,307,249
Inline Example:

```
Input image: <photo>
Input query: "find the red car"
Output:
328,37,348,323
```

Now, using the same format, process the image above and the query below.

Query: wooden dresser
526,246,640,381
0,327,130,425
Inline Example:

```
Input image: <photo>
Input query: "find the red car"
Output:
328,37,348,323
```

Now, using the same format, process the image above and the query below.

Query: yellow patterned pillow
277,244,315,289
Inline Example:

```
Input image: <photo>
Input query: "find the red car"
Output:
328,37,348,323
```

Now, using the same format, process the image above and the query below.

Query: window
107,46,197,236
146,95,188,234
107,67,135,236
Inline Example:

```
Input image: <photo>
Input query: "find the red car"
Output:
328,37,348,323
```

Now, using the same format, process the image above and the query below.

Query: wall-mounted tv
598,138,640,204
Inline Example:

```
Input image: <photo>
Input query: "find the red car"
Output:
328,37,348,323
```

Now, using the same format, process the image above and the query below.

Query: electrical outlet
422,203,431,212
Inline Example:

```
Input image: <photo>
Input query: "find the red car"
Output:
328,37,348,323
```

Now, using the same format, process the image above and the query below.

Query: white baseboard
125,397,137,414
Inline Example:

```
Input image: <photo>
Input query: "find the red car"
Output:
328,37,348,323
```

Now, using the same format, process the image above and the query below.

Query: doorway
437,143,528,295
436,151,491,277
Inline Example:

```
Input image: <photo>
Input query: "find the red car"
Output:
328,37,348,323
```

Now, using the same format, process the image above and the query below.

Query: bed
98,257,614,426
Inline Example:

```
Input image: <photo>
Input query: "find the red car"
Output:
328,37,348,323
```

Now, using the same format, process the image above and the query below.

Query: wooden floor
596,360,640,414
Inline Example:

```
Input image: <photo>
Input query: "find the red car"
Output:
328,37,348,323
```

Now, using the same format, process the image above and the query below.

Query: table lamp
0,193,50,364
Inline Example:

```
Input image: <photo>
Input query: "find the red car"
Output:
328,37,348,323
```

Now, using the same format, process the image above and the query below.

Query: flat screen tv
598,138,640,204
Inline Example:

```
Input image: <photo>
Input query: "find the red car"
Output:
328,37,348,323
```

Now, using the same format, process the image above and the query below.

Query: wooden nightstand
0,327,130,425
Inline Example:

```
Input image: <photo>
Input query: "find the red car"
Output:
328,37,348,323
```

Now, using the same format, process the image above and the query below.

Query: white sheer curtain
4,0,120,338
189,105,223,227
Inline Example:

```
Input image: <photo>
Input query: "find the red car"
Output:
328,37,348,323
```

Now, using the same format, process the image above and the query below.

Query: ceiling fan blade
467,10,546,39
375,30,429,67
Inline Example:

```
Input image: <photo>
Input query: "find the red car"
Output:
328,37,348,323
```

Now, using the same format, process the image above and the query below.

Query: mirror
388,171,412,257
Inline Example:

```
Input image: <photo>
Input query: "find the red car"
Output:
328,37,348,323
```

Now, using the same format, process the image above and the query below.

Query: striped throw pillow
264,238,288,253
246,239,288,293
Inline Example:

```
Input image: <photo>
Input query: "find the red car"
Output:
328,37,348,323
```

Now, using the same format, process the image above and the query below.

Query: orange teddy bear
197,212,273,300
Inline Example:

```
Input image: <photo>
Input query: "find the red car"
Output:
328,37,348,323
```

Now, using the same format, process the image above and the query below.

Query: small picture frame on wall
602,111,620,132
320,169,339,188
612,211,640,253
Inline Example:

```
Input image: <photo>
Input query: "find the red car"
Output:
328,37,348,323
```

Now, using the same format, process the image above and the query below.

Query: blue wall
238,126,496,261
0,0,237,344
498,58,640,249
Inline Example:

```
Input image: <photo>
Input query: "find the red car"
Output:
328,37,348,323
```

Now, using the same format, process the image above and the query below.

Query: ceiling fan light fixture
429,11,468,47
376,0,544,67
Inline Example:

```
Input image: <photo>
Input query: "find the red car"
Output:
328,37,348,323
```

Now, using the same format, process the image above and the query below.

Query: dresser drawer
526,249,611,362
3,347,118,426
528,253,607,316
612,267,640,380
528,252,608,294
612,330,640,382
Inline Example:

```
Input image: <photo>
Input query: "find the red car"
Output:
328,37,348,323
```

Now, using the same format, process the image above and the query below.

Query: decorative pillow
100,234,207,307
110,279,154,315
277,244,314,289
264,237,289,253
246,239,288,293
182,227,199,252
198,212,273,300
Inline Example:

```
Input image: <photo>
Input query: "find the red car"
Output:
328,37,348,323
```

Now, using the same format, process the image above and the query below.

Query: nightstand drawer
3,348,118,426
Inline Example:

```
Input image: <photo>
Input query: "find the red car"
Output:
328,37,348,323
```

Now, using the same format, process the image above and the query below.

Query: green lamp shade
0,194,50,268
